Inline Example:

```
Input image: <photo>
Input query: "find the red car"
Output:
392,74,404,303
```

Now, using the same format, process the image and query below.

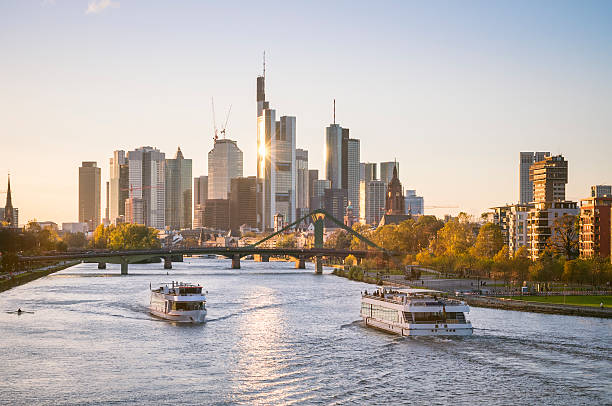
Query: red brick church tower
385,165,404,215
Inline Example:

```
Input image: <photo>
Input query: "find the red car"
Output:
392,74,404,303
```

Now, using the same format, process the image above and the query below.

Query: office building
296,148,309,219
308,169,319,210
124,197,145,225
519,151,550,204
345,137,360,218
165,147,192,230
256,69,296,230
204,199,230,231
323,188,347,227
591,185,612,198
380,162,399,186
109,150,129,224
208,139,243,200
360,180,385,225
579,196,612,258
530,155,568,203
78,161,101,231
404,190,424,216
310,179,330,210
126,146,166,229
361,162,377,182
62,222,88,234
325,123,343,189
193,176,208,229
230,176,257,232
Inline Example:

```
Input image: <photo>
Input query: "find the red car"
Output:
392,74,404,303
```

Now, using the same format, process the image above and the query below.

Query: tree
547,214,579,259
63,232,87,249
512,246,530,283
471,223,504,258
432,219,476,256
275,234,296,248
107,224,160,250
324,230,352,249
492,246,512,283
350,223,373,250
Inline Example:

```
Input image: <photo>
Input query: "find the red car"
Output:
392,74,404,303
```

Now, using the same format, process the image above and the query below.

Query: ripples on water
0,259,610,405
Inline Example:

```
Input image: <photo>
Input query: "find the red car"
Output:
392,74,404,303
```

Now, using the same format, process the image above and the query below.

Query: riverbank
0,261,80,293
331,269,612,318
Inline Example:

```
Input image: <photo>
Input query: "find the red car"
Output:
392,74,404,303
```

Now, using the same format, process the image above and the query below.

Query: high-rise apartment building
230,176,257,232
380,161,399,186
109,150,129,224
256,70,297,230
530,155,568,203
193,176,208,229
295,148,309,219
208,139,243,200
165,147,192,230
126,146,166,229
361,162,377,182
360,180,385,225
519,151,550,204
527,201,579,260
591,185,612,198
78,161,101,231
507,204,533,255
404,190,424,216
579,196,612,258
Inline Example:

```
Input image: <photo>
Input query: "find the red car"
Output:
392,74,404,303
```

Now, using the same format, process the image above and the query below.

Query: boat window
171,302,204,311
178,287,202,295
365,304,399,322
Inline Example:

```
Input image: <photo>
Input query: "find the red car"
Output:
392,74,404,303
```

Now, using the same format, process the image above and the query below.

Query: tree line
324,213,611,286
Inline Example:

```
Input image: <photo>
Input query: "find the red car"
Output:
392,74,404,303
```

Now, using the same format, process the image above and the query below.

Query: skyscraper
296,148,309,219
360,180,385,225
325,123,343,189
208,139,243,200
109,150,129,223
193,176,208,229
256,67,297,230
360,162,377,182
308,169,318,205
380,161,399,185
310,179,330,210
519,151,550,204
345,138,360,217
126,146,166,229
78,161,101,231
230,176,257,232
404,190,424,216
165,147,192,230
323,188,348,227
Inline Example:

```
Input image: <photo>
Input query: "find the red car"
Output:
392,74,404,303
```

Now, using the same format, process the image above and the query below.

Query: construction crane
425,205,459,209
211,97,232,143
121,185,160,199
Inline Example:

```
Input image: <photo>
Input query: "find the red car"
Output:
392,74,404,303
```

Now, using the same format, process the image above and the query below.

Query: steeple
4,174,14,226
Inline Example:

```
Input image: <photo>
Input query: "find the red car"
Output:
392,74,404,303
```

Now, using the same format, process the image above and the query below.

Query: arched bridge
19,210,402,274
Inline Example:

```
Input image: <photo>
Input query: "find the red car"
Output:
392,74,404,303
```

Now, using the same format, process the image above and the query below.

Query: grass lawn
506,295,612,308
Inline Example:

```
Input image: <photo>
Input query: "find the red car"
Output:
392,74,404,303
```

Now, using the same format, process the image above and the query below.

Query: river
0,259,610,405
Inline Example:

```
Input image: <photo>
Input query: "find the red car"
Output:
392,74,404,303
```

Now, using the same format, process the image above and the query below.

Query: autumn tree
471,223,504,258
547,214,579,259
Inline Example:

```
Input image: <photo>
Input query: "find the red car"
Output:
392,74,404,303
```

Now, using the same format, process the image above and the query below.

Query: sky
1,0,611,225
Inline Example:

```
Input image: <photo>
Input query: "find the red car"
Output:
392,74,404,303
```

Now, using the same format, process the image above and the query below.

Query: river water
0,259,610,405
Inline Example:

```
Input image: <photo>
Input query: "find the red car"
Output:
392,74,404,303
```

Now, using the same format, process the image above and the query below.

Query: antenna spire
333,99,336,125
263,51,266,78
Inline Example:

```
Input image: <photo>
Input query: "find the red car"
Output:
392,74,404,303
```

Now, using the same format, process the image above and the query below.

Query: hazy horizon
1,0,611,225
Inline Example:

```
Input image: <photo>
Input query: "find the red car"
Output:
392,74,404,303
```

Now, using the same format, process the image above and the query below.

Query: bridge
18,210,401,275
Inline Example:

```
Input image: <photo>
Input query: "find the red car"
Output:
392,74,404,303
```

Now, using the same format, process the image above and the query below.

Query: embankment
0,261,80,293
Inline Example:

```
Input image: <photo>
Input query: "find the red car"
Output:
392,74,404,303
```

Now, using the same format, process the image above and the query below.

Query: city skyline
2,1,611,224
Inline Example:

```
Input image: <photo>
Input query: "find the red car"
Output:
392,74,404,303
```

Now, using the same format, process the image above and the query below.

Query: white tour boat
361,287,473,336
150,281,207,323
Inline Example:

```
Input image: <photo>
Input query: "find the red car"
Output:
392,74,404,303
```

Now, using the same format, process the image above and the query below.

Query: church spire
4,174,14,226
5,174,12,208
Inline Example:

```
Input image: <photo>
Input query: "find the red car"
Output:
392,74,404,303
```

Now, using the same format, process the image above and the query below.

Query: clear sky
1,0,611,225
